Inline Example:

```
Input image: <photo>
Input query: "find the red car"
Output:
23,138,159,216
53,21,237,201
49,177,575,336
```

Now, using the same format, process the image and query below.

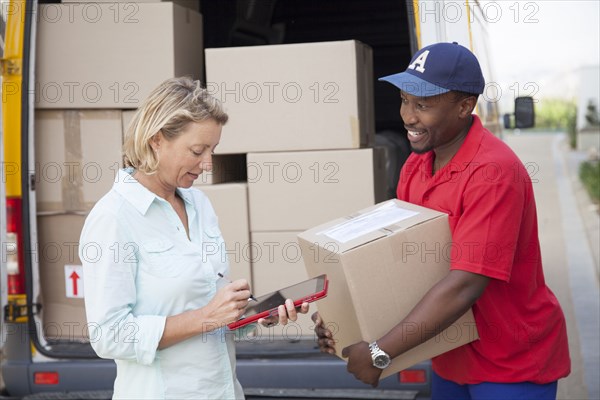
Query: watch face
374,354,391,369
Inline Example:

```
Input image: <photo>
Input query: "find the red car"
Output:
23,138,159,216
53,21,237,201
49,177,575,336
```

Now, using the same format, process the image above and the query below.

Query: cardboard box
36,3,203,108
247,148,386,232
194,184,251,284
60,0,200,12
250,231,316,338
205,40,374,153
37,215,89,341
298,200,479,378
35,110,123,213
121,110,136,135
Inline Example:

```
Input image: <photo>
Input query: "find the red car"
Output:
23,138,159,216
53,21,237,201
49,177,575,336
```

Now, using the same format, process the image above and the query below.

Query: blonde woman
80,77,308,399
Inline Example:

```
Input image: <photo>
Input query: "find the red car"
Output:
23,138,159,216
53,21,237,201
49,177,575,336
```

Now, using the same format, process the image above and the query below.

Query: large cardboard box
250,231,316,338
194,184,252,284
205,40,374,153
37,215,89,341
298,200,479,378
121,110,136,135
247,148,386,232
35,110,123,213
36,3,203,108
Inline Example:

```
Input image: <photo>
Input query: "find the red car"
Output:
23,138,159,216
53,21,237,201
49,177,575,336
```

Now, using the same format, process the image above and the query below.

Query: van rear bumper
2,340,431,399
1,359,115,398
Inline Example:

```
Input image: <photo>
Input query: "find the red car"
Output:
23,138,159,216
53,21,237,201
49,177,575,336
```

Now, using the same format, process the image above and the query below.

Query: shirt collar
114,168,194,215
408,114,485,181
176,187,194,207
448,114,484,171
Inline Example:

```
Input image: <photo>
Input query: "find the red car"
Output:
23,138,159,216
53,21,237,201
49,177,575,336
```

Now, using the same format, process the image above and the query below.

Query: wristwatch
368,341,391,369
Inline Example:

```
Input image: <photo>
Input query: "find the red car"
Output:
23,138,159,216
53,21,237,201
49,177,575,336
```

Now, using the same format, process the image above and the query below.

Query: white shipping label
65,264,84,298
319,202,419,243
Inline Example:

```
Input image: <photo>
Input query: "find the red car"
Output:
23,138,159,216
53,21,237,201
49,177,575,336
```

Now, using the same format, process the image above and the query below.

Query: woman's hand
258,299,310,327
160,279,250,348
201,279,251,326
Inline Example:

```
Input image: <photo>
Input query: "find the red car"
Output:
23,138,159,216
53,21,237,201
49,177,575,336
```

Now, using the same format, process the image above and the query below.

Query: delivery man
313,42,570,400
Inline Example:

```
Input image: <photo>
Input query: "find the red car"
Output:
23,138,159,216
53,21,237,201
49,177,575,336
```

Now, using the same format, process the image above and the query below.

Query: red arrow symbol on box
69,271,80,296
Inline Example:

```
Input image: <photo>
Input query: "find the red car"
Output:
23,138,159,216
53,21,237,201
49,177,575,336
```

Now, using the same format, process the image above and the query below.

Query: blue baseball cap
379,42,485,97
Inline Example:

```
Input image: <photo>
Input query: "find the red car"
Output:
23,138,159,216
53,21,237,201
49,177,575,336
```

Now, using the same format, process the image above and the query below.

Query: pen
217,272,258,302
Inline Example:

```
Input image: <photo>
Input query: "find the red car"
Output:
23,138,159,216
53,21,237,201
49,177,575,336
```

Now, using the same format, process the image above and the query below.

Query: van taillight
34,372,60,385
6,197,25,295
399,369,427,383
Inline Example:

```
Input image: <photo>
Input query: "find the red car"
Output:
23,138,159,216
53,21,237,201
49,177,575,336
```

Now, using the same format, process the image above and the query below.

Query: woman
80,77,308,399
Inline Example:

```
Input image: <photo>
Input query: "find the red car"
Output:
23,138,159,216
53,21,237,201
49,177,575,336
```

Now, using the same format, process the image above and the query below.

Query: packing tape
62,110,85,212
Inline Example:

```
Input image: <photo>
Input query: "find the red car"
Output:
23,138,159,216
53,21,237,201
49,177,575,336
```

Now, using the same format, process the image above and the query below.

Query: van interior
32,0,414,357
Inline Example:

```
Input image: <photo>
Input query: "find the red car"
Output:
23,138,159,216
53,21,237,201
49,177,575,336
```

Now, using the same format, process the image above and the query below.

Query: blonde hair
123,77,228,174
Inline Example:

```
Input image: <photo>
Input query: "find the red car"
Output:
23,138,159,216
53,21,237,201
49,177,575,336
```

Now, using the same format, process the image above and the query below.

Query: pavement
505,132,600,400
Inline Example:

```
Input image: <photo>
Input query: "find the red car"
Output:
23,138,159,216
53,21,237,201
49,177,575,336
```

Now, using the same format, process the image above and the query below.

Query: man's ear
458,96,478,118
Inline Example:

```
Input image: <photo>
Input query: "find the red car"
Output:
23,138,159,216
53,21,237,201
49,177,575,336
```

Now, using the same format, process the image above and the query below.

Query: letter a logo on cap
408,50,429,73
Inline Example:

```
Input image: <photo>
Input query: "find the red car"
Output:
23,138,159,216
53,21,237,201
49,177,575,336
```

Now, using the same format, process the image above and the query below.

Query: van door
1,0,9,346
1,130,6,344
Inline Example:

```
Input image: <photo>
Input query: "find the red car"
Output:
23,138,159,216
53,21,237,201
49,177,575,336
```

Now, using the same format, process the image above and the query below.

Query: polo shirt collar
448,114,484,171
114,168,194,215
412,114,485,183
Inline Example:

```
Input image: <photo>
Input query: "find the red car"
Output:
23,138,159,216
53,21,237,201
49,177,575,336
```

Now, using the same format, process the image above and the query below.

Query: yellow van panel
2,0,26,197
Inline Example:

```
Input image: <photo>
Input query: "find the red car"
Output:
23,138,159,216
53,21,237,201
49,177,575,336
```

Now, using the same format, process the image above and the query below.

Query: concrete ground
506,132,599,400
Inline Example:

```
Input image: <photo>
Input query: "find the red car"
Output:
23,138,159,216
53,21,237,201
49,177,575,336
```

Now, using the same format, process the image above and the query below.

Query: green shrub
579,160,600,203
534,99,578,147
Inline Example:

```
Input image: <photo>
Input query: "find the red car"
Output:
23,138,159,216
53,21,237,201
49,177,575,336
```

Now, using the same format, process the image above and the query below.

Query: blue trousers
432,371,558,400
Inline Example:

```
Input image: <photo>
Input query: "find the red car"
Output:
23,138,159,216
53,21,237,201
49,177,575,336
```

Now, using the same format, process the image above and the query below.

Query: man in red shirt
313,42,570,399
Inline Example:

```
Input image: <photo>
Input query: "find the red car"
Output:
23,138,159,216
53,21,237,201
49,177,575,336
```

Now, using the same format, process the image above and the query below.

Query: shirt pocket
142,239,183,278
203,224,224,246
204,223,222,237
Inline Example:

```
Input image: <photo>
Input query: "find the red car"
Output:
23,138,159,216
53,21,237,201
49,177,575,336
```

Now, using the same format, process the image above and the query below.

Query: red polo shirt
397,115,570,384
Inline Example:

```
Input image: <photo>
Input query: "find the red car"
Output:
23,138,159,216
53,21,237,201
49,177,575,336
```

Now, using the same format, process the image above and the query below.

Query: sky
480,0,600,105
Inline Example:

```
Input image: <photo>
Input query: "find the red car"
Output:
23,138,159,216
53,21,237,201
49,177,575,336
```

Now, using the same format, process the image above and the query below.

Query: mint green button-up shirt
80,168,246,399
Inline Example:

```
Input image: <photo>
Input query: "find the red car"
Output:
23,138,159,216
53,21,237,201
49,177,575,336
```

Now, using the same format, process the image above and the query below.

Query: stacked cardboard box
205,41,375,154
205,41,384,337
36,3,203,109
35,110,124,340
35,3,204,341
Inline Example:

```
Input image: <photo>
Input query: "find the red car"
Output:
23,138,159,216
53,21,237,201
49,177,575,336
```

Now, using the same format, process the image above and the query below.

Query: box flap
298,199,447,253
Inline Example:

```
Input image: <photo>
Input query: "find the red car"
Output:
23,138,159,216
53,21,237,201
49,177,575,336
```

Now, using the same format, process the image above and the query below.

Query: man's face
399,91,474,154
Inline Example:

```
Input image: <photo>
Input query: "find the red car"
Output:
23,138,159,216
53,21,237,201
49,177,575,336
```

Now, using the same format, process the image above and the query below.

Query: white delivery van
1,1,531,398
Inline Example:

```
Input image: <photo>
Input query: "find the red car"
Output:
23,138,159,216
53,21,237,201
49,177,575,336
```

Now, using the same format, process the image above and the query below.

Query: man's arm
377,269,488,357
342,269,489,386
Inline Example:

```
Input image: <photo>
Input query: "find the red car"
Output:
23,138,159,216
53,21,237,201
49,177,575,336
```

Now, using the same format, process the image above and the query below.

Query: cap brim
379,72,450,97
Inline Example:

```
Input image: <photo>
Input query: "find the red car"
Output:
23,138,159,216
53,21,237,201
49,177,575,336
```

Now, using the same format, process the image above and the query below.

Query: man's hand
341,341,382,387
312,312,336,354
